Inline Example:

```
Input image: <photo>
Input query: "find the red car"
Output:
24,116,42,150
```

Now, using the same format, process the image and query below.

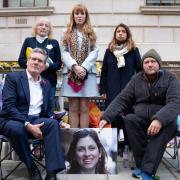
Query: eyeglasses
29,57,45,64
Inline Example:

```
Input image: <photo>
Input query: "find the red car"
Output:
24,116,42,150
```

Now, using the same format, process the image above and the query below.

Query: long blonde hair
31,17,53,39
109,23,135,52
63,4,96,48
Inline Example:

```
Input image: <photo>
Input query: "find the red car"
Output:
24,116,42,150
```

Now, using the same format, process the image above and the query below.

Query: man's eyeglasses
29,57,45,64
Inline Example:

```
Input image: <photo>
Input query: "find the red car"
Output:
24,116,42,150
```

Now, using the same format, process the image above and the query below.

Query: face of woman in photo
73,10,86,26
75,136,101,172
115,26,127,44
36,20,50,37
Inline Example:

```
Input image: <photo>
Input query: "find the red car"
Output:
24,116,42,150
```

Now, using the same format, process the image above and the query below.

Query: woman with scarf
99,23,142,154
60,4,99,128
18,17,62,110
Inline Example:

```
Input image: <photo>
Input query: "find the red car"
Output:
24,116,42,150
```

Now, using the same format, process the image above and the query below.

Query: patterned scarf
67,30,89,92
113,44,129,68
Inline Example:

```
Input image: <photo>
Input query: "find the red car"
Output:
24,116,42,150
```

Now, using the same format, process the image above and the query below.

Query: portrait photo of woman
60,128,117,174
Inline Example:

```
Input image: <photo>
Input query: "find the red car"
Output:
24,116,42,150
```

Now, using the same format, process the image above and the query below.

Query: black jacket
102,70,180,127
100,48,142,107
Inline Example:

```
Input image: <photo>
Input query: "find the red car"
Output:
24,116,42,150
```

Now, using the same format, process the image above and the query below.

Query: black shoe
28,163,43,180
44,172,57,180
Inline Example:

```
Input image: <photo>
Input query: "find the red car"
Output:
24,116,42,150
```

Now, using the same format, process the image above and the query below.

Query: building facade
0,0,180,62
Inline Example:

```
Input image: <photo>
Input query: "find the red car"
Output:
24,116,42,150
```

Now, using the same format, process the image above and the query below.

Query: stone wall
162,61,180,79
0,0,180,62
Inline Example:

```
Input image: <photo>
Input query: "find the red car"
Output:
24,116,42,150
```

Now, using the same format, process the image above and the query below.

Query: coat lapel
20,71,30,106
41,79,48,112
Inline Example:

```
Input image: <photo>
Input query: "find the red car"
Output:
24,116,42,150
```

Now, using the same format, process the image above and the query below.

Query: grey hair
31,47,48,64
31,17,53,39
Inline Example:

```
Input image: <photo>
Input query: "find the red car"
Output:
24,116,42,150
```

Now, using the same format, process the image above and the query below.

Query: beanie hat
142,49,162,68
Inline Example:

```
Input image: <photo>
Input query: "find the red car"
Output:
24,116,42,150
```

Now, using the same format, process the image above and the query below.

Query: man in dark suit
0,48,65,180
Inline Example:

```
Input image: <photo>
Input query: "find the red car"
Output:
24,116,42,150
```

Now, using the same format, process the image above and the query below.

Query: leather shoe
28,163,43,180
44,172,57,180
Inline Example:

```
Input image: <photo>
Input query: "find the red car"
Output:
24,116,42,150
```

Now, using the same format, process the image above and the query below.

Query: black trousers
124,113,177,175
111,115,129,146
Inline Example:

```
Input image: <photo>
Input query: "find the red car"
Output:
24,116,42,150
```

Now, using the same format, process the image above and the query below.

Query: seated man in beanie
99,49,180,180
0,48,65,180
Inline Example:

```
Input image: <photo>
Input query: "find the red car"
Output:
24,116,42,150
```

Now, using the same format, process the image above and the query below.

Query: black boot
44,171,57,180
28,162,43,180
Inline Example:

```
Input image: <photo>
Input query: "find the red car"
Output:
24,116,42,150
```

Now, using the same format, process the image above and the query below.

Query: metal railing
3,0,49,7
146,0,180,6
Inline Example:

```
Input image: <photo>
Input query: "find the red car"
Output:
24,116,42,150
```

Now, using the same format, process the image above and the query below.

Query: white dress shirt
26,70,43,116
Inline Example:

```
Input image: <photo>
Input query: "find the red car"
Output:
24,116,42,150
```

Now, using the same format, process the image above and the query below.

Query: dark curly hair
67,129,107,174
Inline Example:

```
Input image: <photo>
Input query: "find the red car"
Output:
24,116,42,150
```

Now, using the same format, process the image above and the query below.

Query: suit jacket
0,71,52,129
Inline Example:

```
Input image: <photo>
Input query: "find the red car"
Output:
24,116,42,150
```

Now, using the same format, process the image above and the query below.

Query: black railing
3,0,49,7
146,0,180,6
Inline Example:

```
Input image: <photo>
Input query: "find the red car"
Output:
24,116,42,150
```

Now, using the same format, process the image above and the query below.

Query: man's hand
147,119,162,136
26,122,44,139
99,120,107,129
60,121,70,128
101,93,107,99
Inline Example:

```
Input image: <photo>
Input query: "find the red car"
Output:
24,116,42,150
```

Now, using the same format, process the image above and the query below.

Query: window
141,0,180,14
146,0,180,6
0,0,53,16
2,0,49,8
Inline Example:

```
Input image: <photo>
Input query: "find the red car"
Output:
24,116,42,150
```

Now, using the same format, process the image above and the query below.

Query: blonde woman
18,17,62,109
60,4,99,128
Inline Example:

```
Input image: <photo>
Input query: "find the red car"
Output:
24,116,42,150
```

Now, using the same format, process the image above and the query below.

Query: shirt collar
36,35,48,44
26,70,42,83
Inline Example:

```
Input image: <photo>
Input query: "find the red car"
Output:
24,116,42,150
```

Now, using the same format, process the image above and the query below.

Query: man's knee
44,118,59,128
4,121,27,138
124,114,137,125
159,120,177,139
